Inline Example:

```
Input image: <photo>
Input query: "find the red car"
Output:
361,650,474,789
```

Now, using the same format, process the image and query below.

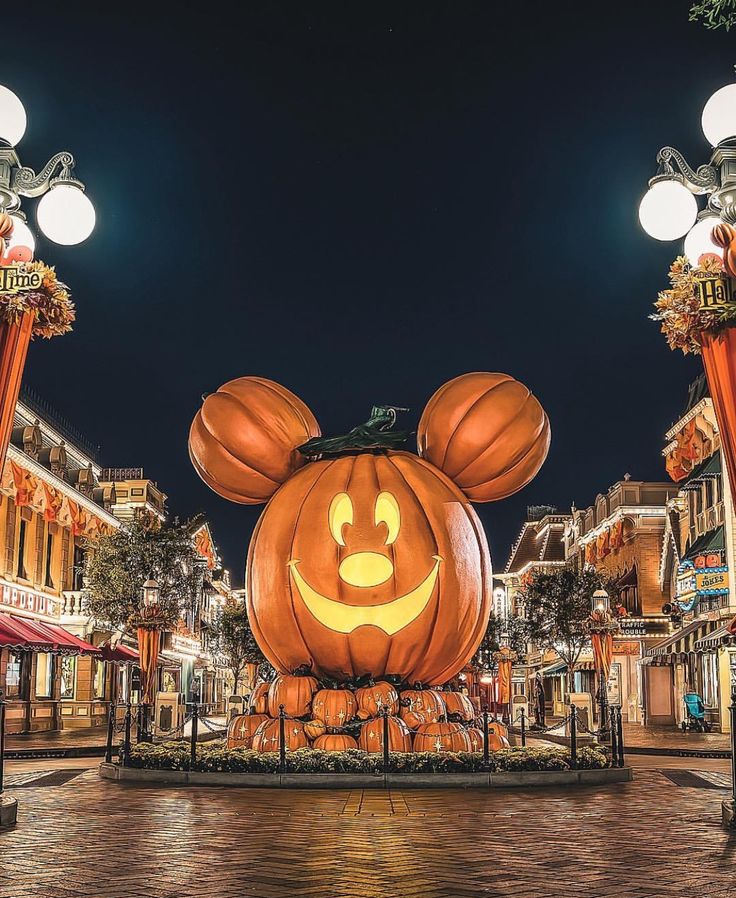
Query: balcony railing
61,591,86,616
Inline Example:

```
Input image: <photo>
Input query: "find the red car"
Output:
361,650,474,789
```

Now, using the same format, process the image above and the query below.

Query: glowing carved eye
328,492,353,546
375,491,400,545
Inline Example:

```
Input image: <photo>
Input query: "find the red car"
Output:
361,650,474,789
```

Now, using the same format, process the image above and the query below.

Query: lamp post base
0,794,17,828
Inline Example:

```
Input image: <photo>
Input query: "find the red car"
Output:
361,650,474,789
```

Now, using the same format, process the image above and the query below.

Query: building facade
650,376,736,731
565,478,678,723
0,390,234,734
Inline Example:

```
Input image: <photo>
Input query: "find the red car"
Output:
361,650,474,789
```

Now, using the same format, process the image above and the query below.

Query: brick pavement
624,723,730,752
0,765,736,897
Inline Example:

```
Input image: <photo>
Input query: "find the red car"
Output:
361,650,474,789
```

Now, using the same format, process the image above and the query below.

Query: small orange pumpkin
267,674,318,718
313,733,359,751
477,719,511,751
418,372,550,502
304,719,327,740
227,713,269,749
189,376,320,505
467,726,484,752
252,718,309,753
442,691,475,722
357,709,371,721
355,681,399,717
401,689,446,723
311,689,357,730
250,682,270,714
413,721,472,753
358,715,412,752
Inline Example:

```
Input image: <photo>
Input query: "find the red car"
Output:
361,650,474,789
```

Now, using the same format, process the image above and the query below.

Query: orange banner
136,627,161,704
42,482,63,522
10,460,36,507
701,328,736,503
591,631,613,681
0,314,34,472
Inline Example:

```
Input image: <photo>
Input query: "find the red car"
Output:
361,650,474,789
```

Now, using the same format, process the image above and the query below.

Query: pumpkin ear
189,377,320,504
417,372,550,502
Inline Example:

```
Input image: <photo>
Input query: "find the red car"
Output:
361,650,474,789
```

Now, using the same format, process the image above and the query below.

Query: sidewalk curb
98,762,633,789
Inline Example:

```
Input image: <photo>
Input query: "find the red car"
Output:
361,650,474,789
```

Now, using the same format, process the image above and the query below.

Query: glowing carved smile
287,556,442,635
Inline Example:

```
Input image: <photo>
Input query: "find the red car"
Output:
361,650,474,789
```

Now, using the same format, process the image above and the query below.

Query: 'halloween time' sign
0,265,42,293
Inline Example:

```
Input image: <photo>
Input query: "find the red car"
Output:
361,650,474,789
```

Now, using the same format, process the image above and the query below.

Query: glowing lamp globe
638,180,698,241
684,216,723,266
702,84,736,147
36,183,95,245
7,215,35,255
0,85,26,146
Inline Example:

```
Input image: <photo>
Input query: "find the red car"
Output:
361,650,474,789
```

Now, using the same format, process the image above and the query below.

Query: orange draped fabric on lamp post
136,626,161,704
0,311,34,470
700,328,736,497
591,631,613,682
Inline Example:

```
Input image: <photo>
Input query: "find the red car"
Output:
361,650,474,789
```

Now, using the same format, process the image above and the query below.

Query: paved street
1,755,735,898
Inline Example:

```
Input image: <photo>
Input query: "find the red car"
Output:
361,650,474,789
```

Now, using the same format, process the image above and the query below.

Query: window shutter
5,498,15,577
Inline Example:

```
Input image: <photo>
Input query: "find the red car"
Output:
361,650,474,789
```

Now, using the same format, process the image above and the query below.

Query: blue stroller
681,692,713,733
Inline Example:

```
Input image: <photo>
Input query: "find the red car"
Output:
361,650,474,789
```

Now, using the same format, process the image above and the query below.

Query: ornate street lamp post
138,577,161,742
590,589,611,742
0,84,95,471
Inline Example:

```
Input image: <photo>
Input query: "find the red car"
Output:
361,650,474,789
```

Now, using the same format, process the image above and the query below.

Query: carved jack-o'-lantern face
189,373,550,685
247,451,489,684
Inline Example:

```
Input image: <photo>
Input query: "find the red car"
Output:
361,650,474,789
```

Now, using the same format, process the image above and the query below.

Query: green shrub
126,741,610,774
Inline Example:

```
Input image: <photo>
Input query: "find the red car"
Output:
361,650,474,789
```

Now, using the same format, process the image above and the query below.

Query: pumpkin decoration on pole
189,373,550,706
653,234,736,497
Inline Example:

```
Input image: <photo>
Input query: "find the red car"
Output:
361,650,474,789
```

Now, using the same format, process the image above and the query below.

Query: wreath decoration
651,254,736,355
0,261,75,339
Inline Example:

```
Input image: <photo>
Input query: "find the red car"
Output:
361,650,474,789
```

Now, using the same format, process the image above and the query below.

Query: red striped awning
0,613,101,655
99,642,139,663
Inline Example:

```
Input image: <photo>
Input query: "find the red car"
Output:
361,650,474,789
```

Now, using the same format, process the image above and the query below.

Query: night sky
6,2,733,582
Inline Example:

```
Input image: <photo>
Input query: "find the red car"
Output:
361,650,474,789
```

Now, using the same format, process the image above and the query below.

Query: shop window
60,656,76,699
72,542,85,591
93,659,105,699
16,518,28,579
44,530,55,590
702,653,718,709
5,651,26,699
35,652,54,698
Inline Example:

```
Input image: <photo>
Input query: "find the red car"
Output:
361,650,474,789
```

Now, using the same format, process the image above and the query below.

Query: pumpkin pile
227,674,510,754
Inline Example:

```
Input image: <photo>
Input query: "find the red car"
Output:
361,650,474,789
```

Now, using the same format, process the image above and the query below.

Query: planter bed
99,762,631,789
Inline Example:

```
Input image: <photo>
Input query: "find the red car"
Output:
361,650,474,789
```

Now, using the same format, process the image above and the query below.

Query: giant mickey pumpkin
190,374,549,685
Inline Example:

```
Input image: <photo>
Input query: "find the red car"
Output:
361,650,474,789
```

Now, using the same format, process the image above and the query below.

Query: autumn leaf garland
0,261,75,339
652,255,736,355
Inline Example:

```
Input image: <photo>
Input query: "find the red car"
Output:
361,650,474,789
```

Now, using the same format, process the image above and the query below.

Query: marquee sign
676,556,729,612
0,265,43,293
0,582,59,617
695,272,736,312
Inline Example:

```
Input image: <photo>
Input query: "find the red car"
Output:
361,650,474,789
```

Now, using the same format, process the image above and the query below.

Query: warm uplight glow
684,215,723,266
36,183,96,245
0,85,26,146
288,556,441,635
7,215,35,254
639,180,698,241
702,83,736,147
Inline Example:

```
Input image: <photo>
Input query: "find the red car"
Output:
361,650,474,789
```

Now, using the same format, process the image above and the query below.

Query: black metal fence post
190,703,199,770
482,707,490,769
381,707,390,775
616,706,625,768
105,702,115,763
278,705,286,774
598,667,610,743
122,701,132,767
520,707,526,747
569,703,578,770
609,705,618,762
729,690,736,812
0,698,5,794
